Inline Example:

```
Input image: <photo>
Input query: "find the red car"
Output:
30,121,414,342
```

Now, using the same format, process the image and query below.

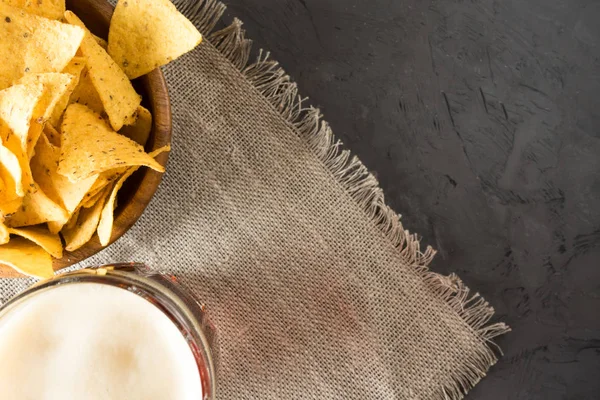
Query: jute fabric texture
0,1,508,398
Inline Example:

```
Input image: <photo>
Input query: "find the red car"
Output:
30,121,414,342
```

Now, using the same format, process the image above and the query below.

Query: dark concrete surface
222,0,600,398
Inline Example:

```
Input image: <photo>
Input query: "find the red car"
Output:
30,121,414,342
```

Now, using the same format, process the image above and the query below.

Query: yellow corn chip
44,123,60,147
96,145,169,246
0,4,84,90
96,169,134,246
17,72,76,157
0,237,53,278
81,185,108,209
58,104,164,182
62,207,79,231
92,33,107,49
8,225,63,258
0,83,44,157
0,222,9,244
62,187,109,252
64,11,140,131
31,133,98,213
5,182,68,227
0,83,44,215
0,144,23,201
0,0,65,20
47,58,87,127
108,0,202,79
120,105,152,146
68,65,105,115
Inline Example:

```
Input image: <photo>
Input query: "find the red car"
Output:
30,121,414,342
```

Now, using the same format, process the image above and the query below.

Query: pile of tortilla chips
0,0,202,278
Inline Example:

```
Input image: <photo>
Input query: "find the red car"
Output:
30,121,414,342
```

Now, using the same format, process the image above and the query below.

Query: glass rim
0,263,217,400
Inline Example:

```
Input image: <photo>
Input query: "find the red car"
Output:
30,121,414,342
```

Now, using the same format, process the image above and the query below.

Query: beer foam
0,282,202,399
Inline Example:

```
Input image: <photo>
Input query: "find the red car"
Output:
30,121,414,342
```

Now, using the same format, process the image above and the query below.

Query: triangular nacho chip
97,145,169,246
0,83,44,157
0,237,53,278
64,11,140,131
0,0,65,20
0,4,84,90
31,133,98,213
108,0,202,79
67,64,105,116
120,105,152,146
8,225,63,258
5,181,68,227
62,186,109,252
58,104,164,182
17,73,76,157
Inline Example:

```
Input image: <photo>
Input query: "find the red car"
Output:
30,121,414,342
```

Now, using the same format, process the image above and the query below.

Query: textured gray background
219,0,600,399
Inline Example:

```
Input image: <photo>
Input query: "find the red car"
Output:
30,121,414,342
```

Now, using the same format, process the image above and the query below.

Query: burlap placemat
0,1,509,398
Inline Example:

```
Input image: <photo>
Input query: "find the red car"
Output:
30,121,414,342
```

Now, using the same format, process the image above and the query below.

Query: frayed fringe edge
173,1,510,398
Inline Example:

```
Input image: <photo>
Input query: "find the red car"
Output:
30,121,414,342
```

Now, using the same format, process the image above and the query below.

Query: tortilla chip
17,73,76,157
47,59,87,127
97,145,169,246
0,222,9,244
8,225,63,258
68,64,104,115
149,145,171,158
31,133,98,213
0,237,53,278
80,185,108,209
44,123,61,147
97,169,135,246
108,0,202,79
5,182,68,227
0,4,84,90
120,105,152,146
92,33,107,49
0,0,65,20
64,11,140,131
62,207,79,231
58,104,164,182
0,83,44,214
0,83,44,157
62,187,108,252
0,144,23,201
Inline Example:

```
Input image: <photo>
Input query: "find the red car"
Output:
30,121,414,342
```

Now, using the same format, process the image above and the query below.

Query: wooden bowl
0,0,172,277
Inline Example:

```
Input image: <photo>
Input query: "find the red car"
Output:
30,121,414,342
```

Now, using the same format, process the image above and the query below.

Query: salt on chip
58,104,164,182
8,225,63,258
0,0,65,20
17,73,76,157
0,4,84,90
108,0,202,79
0,237,53,278
64,11,140,131
120,105,152,147
62,187,109,252
96,145,169,246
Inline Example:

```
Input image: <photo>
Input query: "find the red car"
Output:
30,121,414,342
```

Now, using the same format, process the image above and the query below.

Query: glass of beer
0,263,217,400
